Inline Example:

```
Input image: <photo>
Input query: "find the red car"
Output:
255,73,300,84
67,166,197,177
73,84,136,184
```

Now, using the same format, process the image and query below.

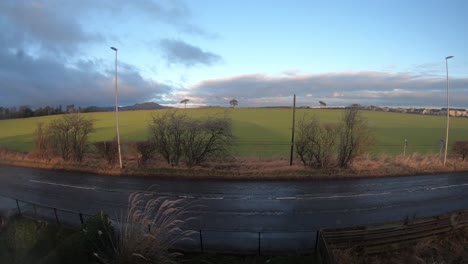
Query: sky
0,0,467,108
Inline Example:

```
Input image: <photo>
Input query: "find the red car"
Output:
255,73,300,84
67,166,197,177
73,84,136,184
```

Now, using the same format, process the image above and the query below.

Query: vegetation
332,227,468,264
1,108,468,157
229,99,239,108
148,111,234,167
295,117,340,168
94,139,119,165
453,141,468,160
34,114,94,162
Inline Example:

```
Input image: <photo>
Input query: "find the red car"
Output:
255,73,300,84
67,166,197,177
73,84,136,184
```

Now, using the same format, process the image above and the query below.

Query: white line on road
428,183,468,190
276,197,297,200
201,197,225,200
302,192,392,200
29,180,96,190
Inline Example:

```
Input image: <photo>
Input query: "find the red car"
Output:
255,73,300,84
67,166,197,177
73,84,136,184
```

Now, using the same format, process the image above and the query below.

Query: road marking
276,196,297,200
29,180,95,190
303,192,391,200
201,197,224,200
428,183,468,190
178,195,195,199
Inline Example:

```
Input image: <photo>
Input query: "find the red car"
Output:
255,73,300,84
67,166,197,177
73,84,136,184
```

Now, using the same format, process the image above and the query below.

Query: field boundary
317,209,468,264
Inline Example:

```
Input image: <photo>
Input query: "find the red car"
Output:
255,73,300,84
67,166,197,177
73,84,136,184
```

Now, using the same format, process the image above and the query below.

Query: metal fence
0,195,320,255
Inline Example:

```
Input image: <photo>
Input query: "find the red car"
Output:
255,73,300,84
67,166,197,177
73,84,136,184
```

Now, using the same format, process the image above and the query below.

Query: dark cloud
160,39,222,67
0,49,172,107
183,72,468,107
0,1,104,55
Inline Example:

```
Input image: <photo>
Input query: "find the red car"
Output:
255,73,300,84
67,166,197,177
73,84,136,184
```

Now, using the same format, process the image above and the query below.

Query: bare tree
149,111,187,166
229,99,238,108
295,117,340,168
47,114,94,162
94,139,119,164
183,117,234,167
338,107,374,168
133,141,157,167
148,111,234,167
180,99,189,109
34,122,49,160
453,141,468,161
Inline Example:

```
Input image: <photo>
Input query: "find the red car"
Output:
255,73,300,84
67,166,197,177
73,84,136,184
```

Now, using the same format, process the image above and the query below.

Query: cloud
160,39,222,67
0,1,104,55
0,49,172,107
181,72,468,107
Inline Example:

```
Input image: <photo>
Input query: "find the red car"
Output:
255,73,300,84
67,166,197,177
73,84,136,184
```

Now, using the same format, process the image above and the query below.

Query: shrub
338,107,375,168
148,111,234,167
295,117,340,168
133,141,157,167
453,141,468,161
94,140,119,165
41,114,94,162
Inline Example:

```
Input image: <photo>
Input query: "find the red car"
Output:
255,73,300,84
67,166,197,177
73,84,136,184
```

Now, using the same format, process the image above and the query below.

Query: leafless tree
338,107,374,168
148,111,234,167
34,122,50,160
133,141,157,167
453,141,468,161
47,114,94,162
183,117,234,167
149,111,187,166
94,140,119,164
295,117,340,168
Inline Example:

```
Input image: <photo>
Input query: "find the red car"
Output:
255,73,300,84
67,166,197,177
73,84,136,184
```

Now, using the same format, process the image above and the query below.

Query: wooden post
289,94,296,166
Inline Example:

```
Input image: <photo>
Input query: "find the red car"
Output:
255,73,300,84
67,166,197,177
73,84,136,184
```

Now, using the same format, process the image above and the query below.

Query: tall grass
109,192,196,264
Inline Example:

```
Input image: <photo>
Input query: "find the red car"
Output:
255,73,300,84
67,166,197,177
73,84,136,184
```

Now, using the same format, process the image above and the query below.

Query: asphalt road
1,164,467,253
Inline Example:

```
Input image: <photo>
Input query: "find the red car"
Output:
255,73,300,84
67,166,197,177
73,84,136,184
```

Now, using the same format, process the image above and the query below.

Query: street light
111,46,123,169
443,55,454,166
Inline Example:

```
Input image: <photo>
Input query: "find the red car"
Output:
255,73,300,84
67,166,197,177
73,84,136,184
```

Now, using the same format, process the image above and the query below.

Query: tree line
0,104,81,120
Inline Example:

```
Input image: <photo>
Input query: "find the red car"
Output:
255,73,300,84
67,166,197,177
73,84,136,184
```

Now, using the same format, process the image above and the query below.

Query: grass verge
0,148,467,180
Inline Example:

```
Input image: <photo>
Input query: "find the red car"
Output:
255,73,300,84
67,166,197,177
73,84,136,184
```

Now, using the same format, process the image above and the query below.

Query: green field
1,108,467,157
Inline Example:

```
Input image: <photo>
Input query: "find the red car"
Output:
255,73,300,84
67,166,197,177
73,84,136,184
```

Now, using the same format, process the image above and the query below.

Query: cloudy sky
0,0,467,108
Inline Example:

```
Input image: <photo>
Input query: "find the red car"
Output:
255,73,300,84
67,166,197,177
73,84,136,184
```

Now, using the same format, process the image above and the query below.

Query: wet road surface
0,164,467,252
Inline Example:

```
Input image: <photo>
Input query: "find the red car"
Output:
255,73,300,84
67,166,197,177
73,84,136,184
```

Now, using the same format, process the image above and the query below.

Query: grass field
1,108,467,157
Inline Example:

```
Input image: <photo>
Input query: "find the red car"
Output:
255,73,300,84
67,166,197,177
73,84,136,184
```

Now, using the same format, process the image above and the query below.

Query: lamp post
111,47,123,169
443,55,453,166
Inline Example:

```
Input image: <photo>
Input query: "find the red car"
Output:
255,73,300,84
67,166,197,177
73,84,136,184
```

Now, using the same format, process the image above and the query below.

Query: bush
296,108,374,169
338,107,375,168
149,111,234,167
295,117,340,168
183,117,234,167
94,140,119,165
453,141,468,161
35,114,94,162
81,212,115,262
133,141,157,167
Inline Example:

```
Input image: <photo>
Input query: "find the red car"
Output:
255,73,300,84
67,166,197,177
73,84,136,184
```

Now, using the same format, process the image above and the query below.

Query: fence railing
0,195,319,255
318,209,468,264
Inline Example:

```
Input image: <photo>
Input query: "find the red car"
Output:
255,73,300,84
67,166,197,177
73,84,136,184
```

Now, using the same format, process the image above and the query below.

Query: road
0,164,467,253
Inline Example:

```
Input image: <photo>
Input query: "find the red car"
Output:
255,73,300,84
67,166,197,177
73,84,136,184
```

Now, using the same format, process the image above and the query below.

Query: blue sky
0,0,467,108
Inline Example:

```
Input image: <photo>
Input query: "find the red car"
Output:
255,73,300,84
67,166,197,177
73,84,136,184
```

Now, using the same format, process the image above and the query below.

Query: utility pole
289,94,296,166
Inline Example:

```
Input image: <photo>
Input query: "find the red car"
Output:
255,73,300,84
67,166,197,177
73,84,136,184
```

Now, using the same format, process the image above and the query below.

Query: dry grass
1,148,467,180
95,191,196,264
332,227,468,264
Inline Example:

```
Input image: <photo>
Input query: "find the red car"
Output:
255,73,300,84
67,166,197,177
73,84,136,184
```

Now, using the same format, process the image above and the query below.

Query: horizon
0,1,467,108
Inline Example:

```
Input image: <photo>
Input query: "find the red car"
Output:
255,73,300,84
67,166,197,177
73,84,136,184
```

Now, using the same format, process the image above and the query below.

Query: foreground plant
93,192,196,264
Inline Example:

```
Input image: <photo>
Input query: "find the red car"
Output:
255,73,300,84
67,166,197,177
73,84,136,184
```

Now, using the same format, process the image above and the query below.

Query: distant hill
82,102,170,113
